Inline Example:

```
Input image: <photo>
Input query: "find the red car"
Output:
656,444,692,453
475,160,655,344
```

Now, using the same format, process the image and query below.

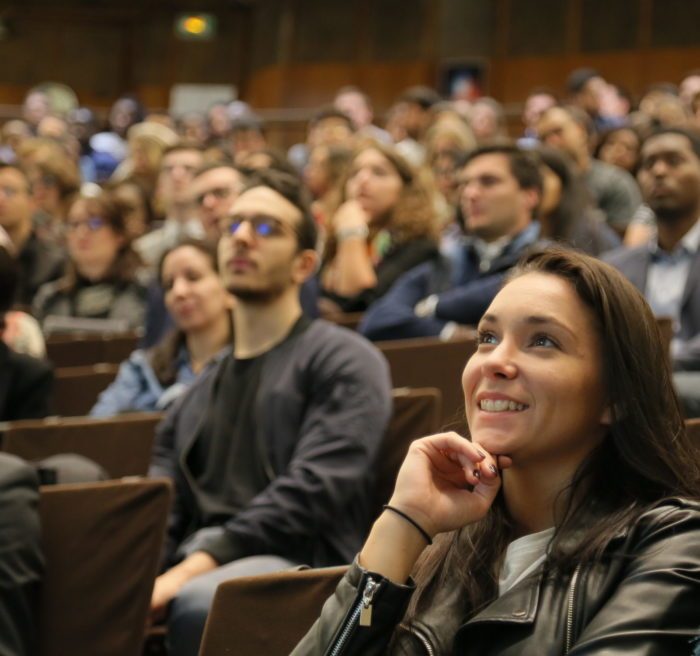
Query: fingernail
476,449,486,459
473,469,481,479
488,464,497,475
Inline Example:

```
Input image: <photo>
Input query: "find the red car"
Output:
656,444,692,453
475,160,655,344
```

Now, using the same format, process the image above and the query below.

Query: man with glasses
148,170,392,656
360,145,543,341
134,143,205,269
189,162,245,241
0,165,64,305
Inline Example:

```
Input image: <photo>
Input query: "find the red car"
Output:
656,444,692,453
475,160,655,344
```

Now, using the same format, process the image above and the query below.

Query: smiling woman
293,247,700,656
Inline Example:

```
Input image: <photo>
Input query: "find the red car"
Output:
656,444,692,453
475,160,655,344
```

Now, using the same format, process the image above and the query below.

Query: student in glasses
32,190,148,330
148,170,392,656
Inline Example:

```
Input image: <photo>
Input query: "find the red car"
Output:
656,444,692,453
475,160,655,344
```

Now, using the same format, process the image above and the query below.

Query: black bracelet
382,504,433,545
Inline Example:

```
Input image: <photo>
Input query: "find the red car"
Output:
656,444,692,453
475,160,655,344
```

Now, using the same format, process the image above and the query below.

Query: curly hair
323,139,440,262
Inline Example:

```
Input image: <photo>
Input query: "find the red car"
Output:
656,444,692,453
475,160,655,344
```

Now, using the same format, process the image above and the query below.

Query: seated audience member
470,97,508,143
288,106,356,172
320,141,440,314
303,144,353,227
359,144,543,341
111,120,178,200
519,87,558,146
333,86,392,144
140,162,245,348
0,452,43,656
294,248,700,656
32,191,147,331
148,170,392,656
594,126,642,175
134,143,205,269
236,147,299,179
0,164,64,306
109,179,156,240
229,114,267,166
536,146,620,255
606,128,700,417
536,105,643,234
15,138,81,243
0,245,52,421
565,66,614,132
91,240,233,417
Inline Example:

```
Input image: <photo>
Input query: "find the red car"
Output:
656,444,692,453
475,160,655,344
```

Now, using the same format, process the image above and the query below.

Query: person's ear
522,187,540,214
291,249,319,284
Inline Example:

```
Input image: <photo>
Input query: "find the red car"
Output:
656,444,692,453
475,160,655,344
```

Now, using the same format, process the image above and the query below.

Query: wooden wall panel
293,0,357,62
439,0,496,59
507,0,568,56
651,0,700,48
581,0,639,52
369,0,430,60
246,61,433,111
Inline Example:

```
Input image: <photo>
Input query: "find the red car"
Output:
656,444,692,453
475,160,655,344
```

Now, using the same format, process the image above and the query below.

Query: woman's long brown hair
405,246,700,621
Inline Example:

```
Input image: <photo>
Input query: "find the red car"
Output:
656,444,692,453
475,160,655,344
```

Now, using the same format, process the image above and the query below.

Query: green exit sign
174,13,217,41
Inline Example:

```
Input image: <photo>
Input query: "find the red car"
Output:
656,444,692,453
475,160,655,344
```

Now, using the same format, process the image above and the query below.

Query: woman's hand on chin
388,432,511,540
333,199,369,232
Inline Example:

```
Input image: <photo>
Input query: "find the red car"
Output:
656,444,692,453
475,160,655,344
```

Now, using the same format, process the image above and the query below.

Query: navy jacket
360,223,543,341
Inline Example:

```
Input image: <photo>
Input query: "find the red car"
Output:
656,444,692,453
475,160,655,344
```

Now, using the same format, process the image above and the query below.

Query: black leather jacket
292,498,700,655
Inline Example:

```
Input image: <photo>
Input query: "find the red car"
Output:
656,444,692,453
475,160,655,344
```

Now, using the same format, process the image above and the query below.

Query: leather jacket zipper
399,623,436,655
326,576,382,656
565,563,582,654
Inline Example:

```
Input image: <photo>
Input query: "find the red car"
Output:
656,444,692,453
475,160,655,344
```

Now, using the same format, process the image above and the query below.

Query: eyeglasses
0,185,24,198
65,216,107,233
195,187,232,206
220,214,295,239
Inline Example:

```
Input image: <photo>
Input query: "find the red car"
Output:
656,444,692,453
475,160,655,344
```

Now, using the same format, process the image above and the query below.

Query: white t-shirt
498,527,555,596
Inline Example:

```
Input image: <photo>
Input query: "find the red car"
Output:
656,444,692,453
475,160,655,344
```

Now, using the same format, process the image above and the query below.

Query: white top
498,527,555,596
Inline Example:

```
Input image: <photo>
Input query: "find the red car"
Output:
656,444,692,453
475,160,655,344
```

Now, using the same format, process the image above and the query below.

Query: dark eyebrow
479,313,576,339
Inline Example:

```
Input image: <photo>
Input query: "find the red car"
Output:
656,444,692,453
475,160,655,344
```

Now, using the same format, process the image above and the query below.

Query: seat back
2,413,162,478
378,334,476,430
325,311,364,331
371,387,441,521
199,565,348,656
685,417,700,449
51,364,120,416
46,332,139,368
38,478,171,656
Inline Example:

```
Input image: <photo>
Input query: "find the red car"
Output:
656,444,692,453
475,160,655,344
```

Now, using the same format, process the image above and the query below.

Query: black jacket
149,319,393,569
0,342,52,422
293,498,700,655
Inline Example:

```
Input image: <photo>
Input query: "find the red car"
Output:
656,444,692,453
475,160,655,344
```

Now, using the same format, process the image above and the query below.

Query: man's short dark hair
566,68,600,94
542,104,594,136
231,115,266,135
243,169,317,251
643,127,700,161
309,106,354,132
462,143,543,196
398,85,442,109
193,160,241,180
